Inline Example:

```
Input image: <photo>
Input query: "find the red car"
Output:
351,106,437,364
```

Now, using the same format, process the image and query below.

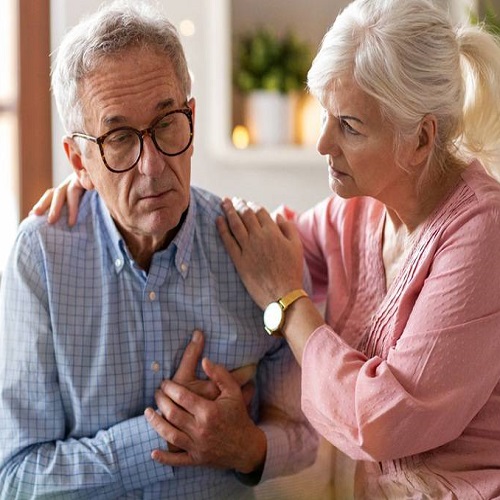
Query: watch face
263,302,284,331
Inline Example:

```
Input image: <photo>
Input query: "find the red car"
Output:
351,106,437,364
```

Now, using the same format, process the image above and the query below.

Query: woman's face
317,76,413,205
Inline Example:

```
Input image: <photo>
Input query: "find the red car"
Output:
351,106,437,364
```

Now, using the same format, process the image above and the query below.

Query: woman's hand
30,173,86,226
216,197,304,309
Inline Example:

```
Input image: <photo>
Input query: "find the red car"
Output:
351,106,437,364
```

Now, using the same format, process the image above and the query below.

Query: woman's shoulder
461,160,500,207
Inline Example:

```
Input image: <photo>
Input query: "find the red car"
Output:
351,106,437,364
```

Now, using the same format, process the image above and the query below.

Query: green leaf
233,27,313,94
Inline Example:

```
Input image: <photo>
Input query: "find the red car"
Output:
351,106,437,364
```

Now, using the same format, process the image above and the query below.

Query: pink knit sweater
296,161,500,498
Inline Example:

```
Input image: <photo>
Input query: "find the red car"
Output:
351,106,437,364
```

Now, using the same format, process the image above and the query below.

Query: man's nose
137,133,166,177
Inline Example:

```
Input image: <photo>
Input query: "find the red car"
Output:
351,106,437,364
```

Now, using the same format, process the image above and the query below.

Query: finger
173,330,205,384
160,379,207,415
231,197,263,233
66,182,85,227
150,448,195,466
144,407,191,450
30,189,55,216
155,388,195,432
276,214,302,244
247,201,274,228
220,198,249,244
230,364,257,387
202,357,240,396
47,186,70,224
216,216,243,263
241,381,256,409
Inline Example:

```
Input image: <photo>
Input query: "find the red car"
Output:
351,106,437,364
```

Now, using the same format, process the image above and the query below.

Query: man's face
66,47,195,257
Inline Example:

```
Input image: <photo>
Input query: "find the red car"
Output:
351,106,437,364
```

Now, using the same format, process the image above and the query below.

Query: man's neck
117,209,188,272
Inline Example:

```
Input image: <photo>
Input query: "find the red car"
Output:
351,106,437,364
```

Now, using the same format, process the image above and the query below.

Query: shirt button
149,291,156,301
151,361,160,373
180,263,188,272
114,258,122,268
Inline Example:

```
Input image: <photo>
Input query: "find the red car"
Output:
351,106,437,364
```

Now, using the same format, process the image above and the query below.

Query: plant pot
245,90,294,146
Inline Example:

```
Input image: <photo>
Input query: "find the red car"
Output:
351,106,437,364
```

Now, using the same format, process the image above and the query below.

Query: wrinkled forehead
77,48,184,131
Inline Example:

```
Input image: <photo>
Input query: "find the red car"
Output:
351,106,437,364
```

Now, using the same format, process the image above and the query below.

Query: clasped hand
144,330,267,474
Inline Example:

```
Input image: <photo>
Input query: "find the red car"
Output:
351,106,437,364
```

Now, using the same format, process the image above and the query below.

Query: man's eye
157,117,174,130
108,131,135,144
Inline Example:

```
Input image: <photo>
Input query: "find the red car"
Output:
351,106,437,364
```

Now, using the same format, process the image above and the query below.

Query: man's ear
411,114,437,167
188,97,196,123
186,97,196,156
63,136,95,190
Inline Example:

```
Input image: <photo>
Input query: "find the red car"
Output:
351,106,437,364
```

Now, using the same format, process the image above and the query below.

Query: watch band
278,288,308,311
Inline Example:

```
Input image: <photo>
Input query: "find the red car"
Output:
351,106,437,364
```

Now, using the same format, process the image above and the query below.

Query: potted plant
233,28,313,145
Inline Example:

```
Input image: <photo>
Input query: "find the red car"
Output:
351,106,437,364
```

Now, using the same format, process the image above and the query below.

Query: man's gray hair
51,0,192,133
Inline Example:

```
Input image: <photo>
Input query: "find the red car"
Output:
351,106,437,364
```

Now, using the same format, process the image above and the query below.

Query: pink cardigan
295,161,500,498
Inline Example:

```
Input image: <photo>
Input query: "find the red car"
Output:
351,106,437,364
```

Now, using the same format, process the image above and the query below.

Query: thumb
202,357,239,396
276,214,301,244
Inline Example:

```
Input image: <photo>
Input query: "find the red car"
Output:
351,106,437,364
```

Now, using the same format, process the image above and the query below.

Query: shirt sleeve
256,337,319,482
300,199,500,462
0,229,173,498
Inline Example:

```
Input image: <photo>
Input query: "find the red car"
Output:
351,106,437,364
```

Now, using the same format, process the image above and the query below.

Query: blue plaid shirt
0,187,316,499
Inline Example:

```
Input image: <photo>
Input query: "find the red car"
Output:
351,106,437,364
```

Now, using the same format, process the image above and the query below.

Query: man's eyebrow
156,98,176,111
102,115,127,128
101,99,177,128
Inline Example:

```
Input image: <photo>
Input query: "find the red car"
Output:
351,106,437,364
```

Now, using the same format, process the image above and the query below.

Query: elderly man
0,2,317,498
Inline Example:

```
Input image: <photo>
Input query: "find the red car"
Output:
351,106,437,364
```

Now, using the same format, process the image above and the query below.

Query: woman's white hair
308,0,500,179
51,0,191,134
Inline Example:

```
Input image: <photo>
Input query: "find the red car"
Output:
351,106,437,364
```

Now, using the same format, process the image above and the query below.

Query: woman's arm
217,197,324,364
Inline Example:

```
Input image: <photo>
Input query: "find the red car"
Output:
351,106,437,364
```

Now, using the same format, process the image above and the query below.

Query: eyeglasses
71,107,193,173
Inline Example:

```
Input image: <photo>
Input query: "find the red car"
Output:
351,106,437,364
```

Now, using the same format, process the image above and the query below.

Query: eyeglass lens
102,111,191,172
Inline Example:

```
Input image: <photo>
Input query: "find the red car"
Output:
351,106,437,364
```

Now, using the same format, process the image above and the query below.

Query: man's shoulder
17,191,100,240
191,186,223,221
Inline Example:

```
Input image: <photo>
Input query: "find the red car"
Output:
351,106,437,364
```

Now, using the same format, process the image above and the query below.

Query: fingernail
192,330,202,343
144,407,155,422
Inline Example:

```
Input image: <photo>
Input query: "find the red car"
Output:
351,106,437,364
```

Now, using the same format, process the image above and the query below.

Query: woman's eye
340,119,359,135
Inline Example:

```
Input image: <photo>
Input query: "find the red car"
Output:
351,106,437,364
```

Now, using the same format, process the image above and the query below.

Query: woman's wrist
280,297,325,364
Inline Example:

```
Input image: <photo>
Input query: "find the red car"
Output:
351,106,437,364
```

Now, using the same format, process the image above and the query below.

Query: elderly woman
217,0,500,497
33,0,500,496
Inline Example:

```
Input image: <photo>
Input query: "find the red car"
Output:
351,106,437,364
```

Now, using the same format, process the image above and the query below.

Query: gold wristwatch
263,288,308,336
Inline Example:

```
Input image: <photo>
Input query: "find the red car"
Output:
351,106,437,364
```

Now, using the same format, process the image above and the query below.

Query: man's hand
171,329,255,401
144,357,267,474
148,330,257,453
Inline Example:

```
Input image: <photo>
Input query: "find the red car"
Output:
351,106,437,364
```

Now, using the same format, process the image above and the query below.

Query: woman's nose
316,119,341,157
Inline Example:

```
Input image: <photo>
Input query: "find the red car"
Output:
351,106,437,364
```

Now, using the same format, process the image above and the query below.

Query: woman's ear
411,114,437,166
63,136,95,190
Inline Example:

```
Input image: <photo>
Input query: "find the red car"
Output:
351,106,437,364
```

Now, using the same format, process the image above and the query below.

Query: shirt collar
96,191,195,279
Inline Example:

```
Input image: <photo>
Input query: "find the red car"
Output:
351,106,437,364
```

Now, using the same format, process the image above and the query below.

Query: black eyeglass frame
71,107,194,173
